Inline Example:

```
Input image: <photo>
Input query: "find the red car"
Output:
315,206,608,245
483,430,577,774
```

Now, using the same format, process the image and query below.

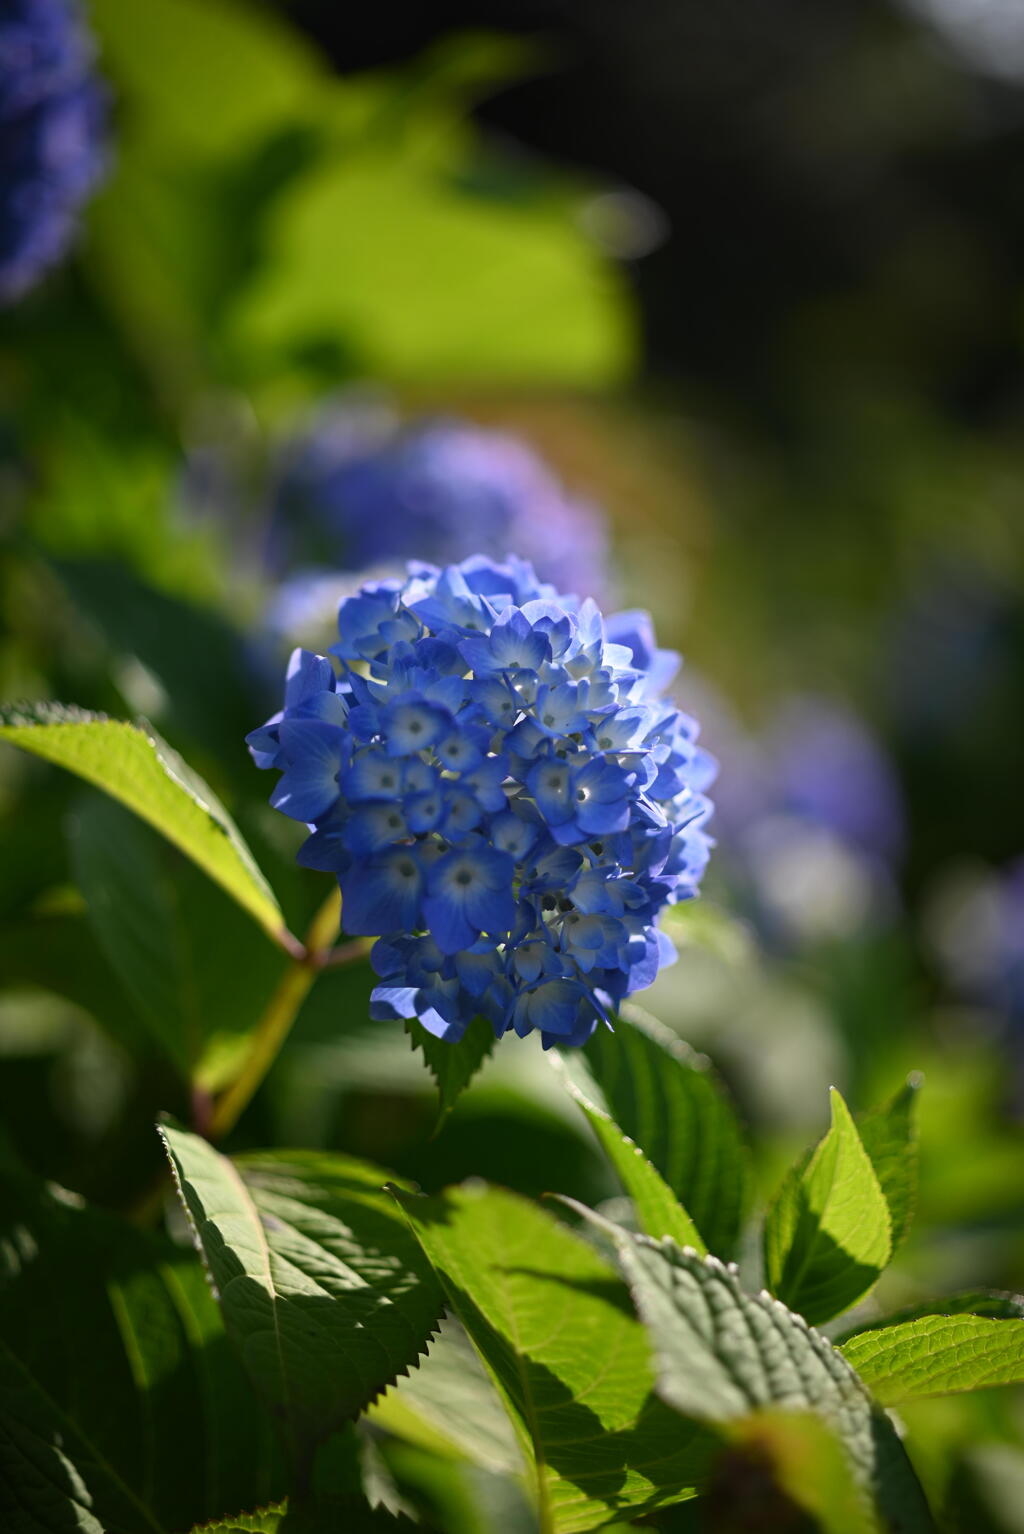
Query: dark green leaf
160,1128,445,1473
578,1012,750,1257
391,1180,713,1533
856,1076,921,1253
835,1290,1024,1344
585,1214,934,1532
404,1016,494,1120
0,1167,282,1530
764,1087,892,1326
551,1054,706,1251
840,1315,1024,1404
69,794,286,1084
0,702,284,944
369,1318,522,1475
0,1340,164,1534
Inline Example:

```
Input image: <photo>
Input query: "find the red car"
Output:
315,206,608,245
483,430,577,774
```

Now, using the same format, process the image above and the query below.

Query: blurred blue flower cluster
710,693,904,944
266,405,610,626
250,555,715,1048
0,0,106,303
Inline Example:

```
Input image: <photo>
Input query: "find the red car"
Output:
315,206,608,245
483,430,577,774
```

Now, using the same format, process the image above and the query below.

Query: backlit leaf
764,1087,892,1326
391,1181,713,1533
0,702,285,945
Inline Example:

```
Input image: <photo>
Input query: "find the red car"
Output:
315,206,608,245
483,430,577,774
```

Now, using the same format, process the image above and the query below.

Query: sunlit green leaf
89,0,325,158
187,1510,283,1534
0,702,285,945
160,1129,444,1473
841,1314,1024,1404
391,1181,713,1533
764,1087,892,1326
227,153,634,389
551,1054,706,1251
578,1012,750,1256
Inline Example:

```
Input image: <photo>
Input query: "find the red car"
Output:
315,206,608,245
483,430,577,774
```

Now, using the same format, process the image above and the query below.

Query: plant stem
210,888,358,1140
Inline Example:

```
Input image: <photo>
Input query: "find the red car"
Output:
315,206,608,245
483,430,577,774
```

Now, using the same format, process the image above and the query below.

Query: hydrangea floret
249,556,715,1049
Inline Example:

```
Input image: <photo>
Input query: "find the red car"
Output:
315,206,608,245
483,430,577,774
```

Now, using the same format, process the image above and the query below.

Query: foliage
2,0,1023,1529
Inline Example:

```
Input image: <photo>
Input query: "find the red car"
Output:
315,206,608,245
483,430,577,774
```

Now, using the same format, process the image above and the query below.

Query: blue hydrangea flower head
0,0,107,304
249,555,715,1049
268,404,610,601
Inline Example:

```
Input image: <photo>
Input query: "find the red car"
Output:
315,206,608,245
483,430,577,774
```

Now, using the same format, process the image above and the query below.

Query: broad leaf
579,1012,750,1257
369,1317,522,1475
0,702,284,944
592,1217,934,1532
404,1016,495,1120
0,1340,164,1534
840,1314,1024,1404
551,1055,706,1251
227,152,634,389
0,1168,282,1531
160,1128,444,1472
764,1087,892,1326
69,794,286,1083
391,1181,714,1534
857,1077,921,1252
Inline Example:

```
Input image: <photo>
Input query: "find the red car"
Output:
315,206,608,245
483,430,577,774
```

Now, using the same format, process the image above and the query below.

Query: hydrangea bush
249,555,715,1048
0,0,107,303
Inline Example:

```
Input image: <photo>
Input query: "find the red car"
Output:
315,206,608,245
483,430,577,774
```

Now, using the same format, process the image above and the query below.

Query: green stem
210,889,361,1140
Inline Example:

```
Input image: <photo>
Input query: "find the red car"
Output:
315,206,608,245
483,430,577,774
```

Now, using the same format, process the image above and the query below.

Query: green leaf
840,1315,1024,1404
159,1128,445,1473
856,1076,921,1252
404,1016,495,1120
0,702,285,944
764,1087,893,1326
369,1318,523,1475
835,1290,1024,1343
588,1215,934,1532
0,1339,164,1534
69,794,286,1082
0,1167,283,1531
391,1181,714,1534
89,0,324,159
551,1054,706,1252
578,1011,750,1257
187,1513,283,1534
227,151,634,388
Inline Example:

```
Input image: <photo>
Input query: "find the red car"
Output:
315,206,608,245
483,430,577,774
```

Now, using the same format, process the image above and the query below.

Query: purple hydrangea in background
268,404,610,604
708,692,905,943
0,0,107,304
249,555,715,1049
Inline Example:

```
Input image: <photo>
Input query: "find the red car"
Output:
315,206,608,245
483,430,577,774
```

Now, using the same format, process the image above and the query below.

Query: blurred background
1,1,1023,1527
